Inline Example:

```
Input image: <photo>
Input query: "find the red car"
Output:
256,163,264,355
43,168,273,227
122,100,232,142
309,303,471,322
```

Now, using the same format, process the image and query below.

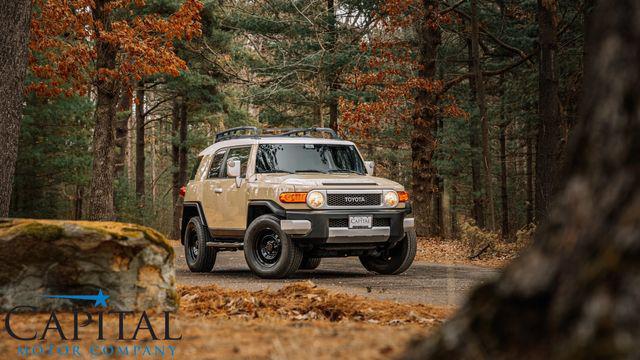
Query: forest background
3,0,590,242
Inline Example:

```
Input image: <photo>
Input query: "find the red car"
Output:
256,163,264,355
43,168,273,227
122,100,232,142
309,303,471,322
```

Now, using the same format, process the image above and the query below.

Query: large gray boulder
0,219,177,311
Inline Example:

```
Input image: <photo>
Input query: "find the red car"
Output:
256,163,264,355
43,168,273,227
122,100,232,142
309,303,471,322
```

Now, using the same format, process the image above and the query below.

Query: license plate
349,215,372,229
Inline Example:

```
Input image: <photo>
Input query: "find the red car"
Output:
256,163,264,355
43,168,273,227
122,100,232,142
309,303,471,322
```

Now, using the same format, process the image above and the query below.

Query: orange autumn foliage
340,0,464,140
29,0,203,97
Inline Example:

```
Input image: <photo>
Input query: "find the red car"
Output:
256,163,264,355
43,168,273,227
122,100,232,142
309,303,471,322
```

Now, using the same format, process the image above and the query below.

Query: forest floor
415,236,529,269
0,240,521,359
0,283,452,359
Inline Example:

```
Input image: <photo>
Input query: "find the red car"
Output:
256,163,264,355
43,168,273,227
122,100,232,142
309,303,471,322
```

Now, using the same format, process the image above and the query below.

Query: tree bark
526,122,534,224
499,76,511,241
87,0,118,220
535,0,563,223
499,123,510,241
467,25,485,229
0,0,31,217
411,0,441,237
326,0,339,131
172,97,188,240
470,0,496,230
114,87,132,176
135,83,146,213
404,1,640,358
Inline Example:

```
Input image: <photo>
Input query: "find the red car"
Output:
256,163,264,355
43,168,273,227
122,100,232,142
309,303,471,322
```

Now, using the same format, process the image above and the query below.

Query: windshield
255,144,366,175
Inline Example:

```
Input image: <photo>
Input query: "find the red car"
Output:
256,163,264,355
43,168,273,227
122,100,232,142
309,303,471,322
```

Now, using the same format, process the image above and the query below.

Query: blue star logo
45,289,110,308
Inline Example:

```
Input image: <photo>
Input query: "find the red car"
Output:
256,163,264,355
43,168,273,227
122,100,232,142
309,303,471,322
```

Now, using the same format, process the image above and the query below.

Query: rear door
201,149,227,230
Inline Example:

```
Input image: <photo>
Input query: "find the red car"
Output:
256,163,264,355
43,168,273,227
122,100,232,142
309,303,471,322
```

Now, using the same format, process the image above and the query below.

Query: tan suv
180,127,416,278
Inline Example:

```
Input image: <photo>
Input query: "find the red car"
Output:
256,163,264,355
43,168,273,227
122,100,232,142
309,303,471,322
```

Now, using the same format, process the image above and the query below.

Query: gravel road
173,244,498,306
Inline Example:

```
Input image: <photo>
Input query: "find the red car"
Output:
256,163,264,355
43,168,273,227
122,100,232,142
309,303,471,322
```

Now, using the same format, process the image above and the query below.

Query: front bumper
280,208,413,244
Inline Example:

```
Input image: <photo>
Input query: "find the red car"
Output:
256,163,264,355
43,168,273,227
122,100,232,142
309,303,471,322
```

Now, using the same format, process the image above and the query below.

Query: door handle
214,188,223,194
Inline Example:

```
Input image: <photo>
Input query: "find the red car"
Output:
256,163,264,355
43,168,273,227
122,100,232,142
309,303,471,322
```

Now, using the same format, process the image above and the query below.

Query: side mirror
227,159,241,178
364,161,375,175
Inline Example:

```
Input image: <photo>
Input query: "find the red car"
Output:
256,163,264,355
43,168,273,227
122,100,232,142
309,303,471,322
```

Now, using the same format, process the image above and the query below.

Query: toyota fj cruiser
180,127,416,278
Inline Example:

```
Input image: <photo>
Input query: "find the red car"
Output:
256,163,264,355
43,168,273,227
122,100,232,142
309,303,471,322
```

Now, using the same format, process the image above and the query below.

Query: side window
190,156,203,180
224,146,252,177
207,150,226,179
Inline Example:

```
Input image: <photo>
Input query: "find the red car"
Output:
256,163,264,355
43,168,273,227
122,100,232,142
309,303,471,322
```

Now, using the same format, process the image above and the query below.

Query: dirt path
173,243,498,306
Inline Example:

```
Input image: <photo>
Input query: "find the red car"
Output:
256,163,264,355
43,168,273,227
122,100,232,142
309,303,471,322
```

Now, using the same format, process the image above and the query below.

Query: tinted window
208,150,226,178
225,146,252,177
256,144,365,175
190,157,202,180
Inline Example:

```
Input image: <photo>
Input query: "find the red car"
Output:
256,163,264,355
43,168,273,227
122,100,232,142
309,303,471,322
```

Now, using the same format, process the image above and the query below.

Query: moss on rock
0,218,177,312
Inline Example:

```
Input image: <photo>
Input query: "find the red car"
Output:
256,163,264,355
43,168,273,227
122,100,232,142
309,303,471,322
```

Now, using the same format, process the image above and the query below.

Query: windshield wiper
260,169,294,174
328,169,364,175
294,169,328,174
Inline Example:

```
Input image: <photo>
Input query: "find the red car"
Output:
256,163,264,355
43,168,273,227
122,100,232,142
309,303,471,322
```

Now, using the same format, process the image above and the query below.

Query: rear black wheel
244,215,303,278
184,217,216,272
299,256,321,270
359,230,416,275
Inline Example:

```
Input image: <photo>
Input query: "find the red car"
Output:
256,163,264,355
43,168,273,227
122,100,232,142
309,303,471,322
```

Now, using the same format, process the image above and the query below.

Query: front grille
328,217,390,228
329,218,348,228
373,218,391,227
327,193,381,207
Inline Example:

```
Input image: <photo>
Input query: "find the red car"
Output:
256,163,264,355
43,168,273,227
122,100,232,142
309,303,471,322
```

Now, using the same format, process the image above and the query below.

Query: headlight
306,191,325,209
384,191,399,208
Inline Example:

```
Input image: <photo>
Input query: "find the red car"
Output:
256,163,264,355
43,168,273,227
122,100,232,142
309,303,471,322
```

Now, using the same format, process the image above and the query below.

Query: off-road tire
299,256,321,270
244,215,303,278
359,229,416,275
184,216,216,272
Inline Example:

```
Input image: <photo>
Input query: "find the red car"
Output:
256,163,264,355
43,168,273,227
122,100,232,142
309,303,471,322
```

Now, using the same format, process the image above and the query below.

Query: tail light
179,186,186,198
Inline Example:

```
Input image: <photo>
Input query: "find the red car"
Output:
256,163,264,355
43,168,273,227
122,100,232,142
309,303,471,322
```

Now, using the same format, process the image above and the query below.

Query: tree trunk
73,186,83,220
467,27,485,229
172,97,188,240
135,83,146,214
526,122,534,224
470,0,496,230
404,1,640,358
0,0,31,217
499,76,511,241
114,87,132,176
535,0,563,223
326,0,339,131
450,183,459,238
150,121,157,212
314,102,323,128
411,0,441,237
499,123,510,241
87,0,118,221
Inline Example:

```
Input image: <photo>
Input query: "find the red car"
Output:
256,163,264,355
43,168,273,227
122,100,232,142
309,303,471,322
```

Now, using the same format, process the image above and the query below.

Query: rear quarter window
190,156,203,180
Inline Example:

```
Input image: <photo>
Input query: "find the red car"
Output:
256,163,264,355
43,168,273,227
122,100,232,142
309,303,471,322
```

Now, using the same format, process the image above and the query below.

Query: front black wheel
244,215,303,278
359,230,416,275
184,217,216,272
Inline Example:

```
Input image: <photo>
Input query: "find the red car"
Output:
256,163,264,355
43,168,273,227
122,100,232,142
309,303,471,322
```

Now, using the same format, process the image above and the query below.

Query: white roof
198,137,356,157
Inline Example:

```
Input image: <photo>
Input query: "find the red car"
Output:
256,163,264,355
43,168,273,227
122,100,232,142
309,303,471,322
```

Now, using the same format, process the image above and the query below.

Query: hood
254,173,404,192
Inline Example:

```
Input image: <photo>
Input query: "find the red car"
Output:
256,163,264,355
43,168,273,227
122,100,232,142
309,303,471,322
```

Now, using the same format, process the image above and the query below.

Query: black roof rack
214,126,341,143
214,126,258,143
281,127,340,139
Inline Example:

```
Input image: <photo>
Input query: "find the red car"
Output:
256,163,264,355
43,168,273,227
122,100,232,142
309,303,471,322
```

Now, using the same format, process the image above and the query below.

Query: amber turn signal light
279,192,307,203
398,191,410,202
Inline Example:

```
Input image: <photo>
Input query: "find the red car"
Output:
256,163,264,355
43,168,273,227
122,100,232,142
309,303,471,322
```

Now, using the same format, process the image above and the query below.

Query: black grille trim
327,193,381,207
328,218,349,228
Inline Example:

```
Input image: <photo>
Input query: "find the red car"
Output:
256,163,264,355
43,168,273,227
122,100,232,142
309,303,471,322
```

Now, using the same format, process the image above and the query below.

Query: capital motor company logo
3,290,182,358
